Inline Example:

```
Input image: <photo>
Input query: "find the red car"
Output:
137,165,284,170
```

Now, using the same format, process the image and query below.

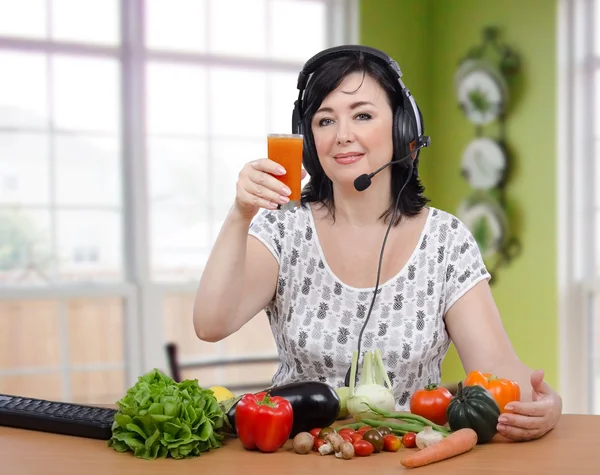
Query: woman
193,45,562,441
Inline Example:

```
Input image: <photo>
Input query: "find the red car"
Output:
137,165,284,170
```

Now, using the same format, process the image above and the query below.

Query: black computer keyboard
0,393,117,440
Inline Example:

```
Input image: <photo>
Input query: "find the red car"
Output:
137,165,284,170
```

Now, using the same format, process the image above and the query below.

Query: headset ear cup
401,108,418,160
392,107,405,160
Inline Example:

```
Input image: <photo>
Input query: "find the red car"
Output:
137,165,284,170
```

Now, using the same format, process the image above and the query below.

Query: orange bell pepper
463,370,521,413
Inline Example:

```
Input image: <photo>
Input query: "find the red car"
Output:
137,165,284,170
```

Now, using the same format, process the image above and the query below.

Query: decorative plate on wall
460,137,507,190
454,58,509,125
457,195,508,260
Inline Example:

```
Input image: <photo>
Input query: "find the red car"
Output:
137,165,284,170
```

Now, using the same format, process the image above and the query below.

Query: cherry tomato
409,384,453,425
353,439,374,457
402,432,417,448
337,428,356,438
376,426,393,436
361,429,384,453
341,433,353,444
309,428,321,439
313,438,327,451
357,426,372,435
383,434,402,452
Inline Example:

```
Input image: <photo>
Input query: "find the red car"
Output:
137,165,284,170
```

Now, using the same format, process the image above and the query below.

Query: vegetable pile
105,361,520,467
291,423,404,460
108,369,225,460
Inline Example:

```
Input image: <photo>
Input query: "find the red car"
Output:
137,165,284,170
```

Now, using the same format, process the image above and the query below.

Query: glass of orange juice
267,133,303,210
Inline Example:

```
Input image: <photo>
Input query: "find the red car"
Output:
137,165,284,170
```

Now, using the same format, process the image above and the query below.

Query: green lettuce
108,369,225,460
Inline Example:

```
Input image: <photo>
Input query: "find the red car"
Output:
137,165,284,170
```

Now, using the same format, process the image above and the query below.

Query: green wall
360,0,559,389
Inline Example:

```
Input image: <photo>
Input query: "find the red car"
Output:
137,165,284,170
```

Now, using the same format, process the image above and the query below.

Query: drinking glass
267,133,303,210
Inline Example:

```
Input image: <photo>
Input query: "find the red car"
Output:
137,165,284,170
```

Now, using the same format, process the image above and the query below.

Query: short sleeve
443,218,492,314
248,209,283,263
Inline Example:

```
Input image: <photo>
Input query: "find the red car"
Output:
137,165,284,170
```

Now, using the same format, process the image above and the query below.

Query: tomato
361,429,384,453
357,426,372,435
383,434,401,452
464,370,521,413
337,428,356,438
341,433,353,444
351,433,363,444
313,438,327,451
353,439,374,457
309,428,321,439
401,432,417,448
409,384,453,425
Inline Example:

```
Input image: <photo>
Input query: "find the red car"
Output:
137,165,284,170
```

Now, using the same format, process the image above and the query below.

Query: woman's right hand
234,158,292,219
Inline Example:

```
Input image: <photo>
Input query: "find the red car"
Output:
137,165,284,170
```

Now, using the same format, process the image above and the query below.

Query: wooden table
1,414,598,474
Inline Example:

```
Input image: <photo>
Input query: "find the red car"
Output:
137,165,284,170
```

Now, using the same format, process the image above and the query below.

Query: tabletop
1,414,599,475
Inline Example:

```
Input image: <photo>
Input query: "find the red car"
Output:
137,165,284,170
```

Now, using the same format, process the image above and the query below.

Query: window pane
0,133,50,206
0,299,61,369
269,71,299,133
210,67,268,138
163,292,216,358
67,298,124,365
211,139,265,238
71,369,125,404
595,70,600,137
148,138,208,206
0,51,48,128
146,0,206,52
151,206,209,281
0,373,63,401
146,63,207,136
0,0,46,39
209,0,267,57
0,209,52,285
52,0,120,45
269,0,326,61
596,140,600,210
55,136,121,207
52,56,120,133
56,210,122,282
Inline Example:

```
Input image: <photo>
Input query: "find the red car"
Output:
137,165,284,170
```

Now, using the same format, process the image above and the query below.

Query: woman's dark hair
299,51,429,225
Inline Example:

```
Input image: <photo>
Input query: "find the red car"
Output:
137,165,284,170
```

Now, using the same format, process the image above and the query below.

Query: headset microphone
354,139,430,192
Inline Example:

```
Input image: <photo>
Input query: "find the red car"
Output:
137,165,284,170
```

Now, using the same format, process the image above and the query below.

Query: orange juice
267,134,303,209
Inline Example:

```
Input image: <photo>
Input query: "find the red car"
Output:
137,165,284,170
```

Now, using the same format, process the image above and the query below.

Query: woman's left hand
496,369,563,441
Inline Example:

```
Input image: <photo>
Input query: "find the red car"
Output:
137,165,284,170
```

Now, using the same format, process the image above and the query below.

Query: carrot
400,428,478,469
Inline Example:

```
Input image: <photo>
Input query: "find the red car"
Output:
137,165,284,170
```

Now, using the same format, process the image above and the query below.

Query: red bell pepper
235,391,294,453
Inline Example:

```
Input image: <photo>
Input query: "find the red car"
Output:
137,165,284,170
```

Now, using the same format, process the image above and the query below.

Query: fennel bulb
346,349,396,421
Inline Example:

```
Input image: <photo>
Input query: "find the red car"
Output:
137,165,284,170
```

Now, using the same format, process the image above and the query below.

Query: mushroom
292,432,314,454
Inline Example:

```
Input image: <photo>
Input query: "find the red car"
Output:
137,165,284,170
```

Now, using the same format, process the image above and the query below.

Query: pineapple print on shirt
249,204,491,410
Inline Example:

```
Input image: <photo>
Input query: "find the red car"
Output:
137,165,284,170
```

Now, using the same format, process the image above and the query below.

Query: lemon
209,385,235,402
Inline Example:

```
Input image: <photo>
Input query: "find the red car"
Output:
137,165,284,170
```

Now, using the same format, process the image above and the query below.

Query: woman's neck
330,178,394,228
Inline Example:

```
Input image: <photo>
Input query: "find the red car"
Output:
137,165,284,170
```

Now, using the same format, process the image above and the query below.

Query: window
0,0,357,403
559,0,600,414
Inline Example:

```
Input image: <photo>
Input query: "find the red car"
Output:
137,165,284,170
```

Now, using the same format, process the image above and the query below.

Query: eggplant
221,381,341,438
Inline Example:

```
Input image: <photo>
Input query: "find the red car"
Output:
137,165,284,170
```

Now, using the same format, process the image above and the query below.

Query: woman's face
311,71,394,189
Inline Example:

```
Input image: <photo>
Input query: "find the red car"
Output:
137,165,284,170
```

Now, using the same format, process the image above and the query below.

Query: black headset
291,44,429,170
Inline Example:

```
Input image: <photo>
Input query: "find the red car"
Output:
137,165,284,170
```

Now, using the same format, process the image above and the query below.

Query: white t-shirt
248,204,491,410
